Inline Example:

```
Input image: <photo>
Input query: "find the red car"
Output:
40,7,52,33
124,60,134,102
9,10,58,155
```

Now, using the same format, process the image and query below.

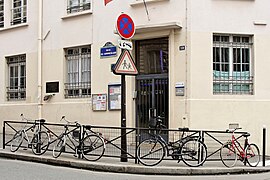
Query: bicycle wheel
137,138,165,166
82,134,105,161
10,131,24,152
31,131,50,155
52,136,65,158
220,142,237,168
181,138,207,167
245,143,260,167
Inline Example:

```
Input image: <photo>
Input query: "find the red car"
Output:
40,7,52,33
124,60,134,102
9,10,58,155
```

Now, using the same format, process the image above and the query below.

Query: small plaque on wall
92,94,107,111
46,81,59,93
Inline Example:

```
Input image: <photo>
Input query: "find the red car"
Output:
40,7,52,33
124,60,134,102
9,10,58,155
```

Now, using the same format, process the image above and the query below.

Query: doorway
135,37,169,129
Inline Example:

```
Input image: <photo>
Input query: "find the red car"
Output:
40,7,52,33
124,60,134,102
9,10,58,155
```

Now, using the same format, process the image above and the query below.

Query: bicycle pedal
73,154,78,158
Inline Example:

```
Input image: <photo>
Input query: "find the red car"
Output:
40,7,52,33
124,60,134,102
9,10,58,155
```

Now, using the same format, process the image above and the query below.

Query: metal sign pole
115,13,136,162
120,74,128,162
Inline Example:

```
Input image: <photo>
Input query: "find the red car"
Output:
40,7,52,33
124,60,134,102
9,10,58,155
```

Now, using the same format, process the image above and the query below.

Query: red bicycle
220,127,260,168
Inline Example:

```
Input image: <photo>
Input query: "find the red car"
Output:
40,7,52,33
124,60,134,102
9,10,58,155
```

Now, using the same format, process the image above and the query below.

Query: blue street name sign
100,46,117,58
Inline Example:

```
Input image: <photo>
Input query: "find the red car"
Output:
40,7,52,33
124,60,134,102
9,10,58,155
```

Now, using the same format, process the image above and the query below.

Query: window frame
0,0,4,28
64,46,91,98
11,0,27,25
213,34,254,95
6,54,26,101
67,0,91,14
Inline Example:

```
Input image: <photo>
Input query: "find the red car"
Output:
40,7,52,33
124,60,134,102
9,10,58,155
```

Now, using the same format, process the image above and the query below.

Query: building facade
0,0,270,153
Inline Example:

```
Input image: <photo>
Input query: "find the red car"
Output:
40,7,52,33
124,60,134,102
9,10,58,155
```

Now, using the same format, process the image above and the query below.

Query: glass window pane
233,48,241,63
242,48,250,63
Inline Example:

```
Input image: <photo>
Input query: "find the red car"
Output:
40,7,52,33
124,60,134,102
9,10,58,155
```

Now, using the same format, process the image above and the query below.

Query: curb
0,150,270,176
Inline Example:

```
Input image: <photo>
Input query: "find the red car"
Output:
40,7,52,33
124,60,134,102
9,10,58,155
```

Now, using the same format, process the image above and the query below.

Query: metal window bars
67,1,91,14
10,4,27,25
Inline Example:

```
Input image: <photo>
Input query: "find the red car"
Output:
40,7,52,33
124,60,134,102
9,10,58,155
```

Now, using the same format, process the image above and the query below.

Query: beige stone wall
1,0,270,153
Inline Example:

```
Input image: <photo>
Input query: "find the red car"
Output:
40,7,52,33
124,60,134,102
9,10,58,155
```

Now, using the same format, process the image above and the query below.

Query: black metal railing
3,120,254,164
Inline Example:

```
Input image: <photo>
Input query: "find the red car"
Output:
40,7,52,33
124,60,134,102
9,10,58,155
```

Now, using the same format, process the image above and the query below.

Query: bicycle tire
52,136,65,158
245,143,260,167
31,131,50,155
137,138,165,166
10,131,24,152
82,134,105,161
220,141,237,168
181,138,207,167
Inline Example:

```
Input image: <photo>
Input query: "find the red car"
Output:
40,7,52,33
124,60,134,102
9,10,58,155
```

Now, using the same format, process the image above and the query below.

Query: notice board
108,84,121,110
92,94,107,111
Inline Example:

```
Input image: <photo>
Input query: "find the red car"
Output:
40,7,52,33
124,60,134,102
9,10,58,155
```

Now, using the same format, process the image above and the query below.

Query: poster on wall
92,94,107,111
108,84,121,110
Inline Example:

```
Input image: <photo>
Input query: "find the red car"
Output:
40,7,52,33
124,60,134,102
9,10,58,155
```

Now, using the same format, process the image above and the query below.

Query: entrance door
135,38,169,129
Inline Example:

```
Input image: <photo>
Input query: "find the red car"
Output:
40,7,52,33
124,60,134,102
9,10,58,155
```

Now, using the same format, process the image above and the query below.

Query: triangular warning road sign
113,50,138,75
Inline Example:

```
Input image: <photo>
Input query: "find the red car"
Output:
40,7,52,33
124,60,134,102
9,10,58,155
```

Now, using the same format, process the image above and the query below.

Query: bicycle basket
72,130,80,139
229,123,239,129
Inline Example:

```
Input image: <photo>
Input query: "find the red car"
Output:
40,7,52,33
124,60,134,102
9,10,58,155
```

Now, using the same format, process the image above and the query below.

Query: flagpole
143,0,150,21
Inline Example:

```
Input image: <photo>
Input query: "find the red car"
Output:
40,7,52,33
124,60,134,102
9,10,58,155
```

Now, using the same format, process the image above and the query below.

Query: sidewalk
0,148,270,176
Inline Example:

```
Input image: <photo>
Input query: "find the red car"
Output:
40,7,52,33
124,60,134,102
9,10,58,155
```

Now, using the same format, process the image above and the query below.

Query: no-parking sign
116,13,135,39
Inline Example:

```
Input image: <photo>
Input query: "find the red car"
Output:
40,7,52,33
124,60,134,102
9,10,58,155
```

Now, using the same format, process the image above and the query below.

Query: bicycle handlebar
226,127,242,133
20,114,45,124
60,116,81,126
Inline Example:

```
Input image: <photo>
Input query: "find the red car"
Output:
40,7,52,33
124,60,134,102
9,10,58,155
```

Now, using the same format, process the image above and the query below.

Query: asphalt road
1,157,270,180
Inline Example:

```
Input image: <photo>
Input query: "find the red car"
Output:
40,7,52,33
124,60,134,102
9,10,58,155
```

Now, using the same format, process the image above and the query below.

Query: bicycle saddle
243,132,250,137
84,125,91,130
178,127,189,131
35,119,46,124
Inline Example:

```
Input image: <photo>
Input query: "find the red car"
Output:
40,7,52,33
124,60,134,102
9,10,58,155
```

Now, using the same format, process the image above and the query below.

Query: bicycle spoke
137,139,165,166
245,143,260,167
220,142,237,168
181,139,207,167
82,134,105,161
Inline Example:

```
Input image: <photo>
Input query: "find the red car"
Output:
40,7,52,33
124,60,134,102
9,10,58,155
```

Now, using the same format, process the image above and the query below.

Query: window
213,34,253,95
6,54,26,101
67,0,91,14
0,0,3,28
136,38,169,75
65,46,91,98
11,0,27,25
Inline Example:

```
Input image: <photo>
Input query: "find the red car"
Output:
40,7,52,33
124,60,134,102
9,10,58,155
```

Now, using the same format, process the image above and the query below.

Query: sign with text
100,42,117,58
118,39,133,50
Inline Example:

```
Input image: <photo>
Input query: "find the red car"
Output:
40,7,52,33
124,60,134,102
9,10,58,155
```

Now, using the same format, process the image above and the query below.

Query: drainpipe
37,0,43,119
184,0,189,127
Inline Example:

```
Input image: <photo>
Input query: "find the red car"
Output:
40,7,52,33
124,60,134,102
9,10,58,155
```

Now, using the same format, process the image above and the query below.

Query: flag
104,0,113,6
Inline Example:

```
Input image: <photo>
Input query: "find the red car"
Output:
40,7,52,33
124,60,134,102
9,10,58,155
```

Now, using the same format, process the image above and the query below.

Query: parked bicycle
52,116,106,161
136,116,207,167
10,114,50,155
220,127,260,168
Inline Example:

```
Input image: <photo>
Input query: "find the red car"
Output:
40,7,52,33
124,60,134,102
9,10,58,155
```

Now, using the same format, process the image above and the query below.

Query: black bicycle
52,116,105,161
137,116,207,167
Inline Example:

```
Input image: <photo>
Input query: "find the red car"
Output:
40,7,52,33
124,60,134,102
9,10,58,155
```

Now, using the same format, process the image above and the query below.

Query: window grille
11,0,27,25
67,0,91,14
65,46,91,98
213,34,253,95
6,54,26,101
0,0,3,28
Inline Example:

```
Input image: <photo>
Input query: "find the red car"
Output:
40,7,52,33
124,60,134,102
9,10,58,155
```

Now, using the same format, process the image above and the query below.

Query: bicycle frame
149,129,200,157
54,120,103,156
230,134,248,160
19,122,40,147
